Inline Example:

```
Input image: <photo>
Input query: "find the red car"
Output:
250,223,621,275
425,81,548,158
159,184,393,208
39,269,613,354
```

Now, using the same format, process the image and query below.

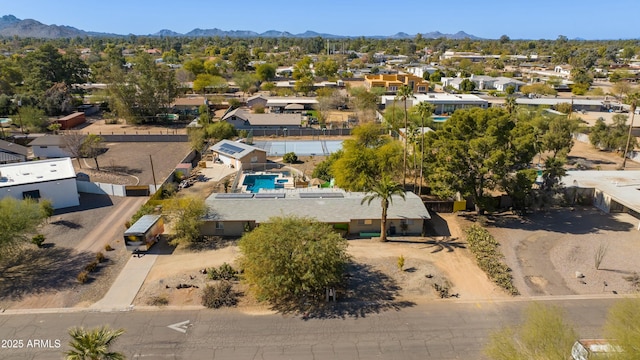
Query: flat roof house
0,157,79,209
222,108,302,130
202,188,431,237
381,93,488,115
209,139,268,170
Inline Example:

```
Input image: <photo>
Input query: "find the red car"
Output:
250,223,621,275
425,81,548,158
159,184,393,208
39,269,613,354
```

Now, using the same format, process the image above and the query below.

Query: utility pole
149,155,158,192
622,98,637,169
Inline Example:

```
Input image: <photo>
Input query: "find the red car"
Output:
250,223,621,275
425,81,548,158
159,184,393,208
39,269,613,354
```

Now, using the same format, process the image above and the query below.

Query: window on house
357,219,373,225
388,86,398,92
215,222,224,230
22,189,41,200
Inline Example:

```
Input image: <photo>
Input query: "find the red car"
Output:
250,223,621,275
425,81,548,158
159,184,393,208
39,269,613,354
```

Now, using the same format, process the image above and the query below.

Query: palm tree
622,92,640,168
66,326,125,360
414,102,435,195
361,176,406,242
396,85,414,188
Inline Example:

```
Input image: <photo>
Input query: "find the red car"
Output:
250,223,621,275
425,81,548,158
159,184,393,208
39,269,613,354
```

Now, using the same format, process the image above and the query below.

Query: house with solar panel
201,188,431,238
209,139,267,170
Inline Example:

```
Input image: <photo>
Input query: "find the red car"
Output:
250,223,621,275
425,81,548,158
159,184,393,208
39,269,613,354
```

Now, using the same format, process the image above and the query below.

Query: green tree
0,197,49,259
426,107,536,213
231,48,250,72
484,303,577,360
282,152,298,163
43,82,75,116
193,74,228,94
65,326,125,360
361,175,406,242
429,70,443,83
314,57,339,78
255,63,276,81
80,134,104,170
459,78,476,93
520,83,557,96
164,197,207,246
604,298,640,357
396,85,414,188
18,105,48,132
311,150,342,182
183,58,205,77
238,216,349,306
413,101,435,194
331,123,402,191
206,121,236,141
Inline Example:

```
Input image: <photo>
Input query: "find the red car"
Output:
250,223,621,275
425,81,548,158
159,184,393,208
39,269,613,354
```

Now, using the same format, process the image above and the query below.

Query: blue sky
2,0,639,40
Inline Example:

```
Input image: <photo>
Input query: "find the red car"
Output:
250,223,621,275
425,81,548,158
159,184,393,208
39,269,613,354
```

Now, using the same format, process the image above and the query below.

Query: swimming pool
432,116,449,122
242,174,280,193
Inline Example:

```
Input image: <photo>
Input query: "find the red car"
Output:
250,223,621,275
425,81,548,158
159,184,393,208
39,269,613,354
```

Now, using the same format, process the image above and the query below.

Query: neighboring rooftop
28,135,67,147
562,170,640,212
209,139,266,160
0,157,76,187
204,188,431,223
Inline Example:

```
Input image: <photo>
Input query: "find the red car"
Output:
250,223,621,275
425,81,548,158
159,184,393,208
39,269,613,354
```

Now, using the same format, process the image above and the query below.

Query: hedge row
465,224,519,295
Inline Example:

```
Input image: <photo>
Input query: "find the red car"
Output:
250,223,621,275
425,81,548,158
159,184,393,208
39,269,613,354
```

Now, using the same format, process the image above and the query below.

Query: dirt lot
74,141,193,185
488,209,640,297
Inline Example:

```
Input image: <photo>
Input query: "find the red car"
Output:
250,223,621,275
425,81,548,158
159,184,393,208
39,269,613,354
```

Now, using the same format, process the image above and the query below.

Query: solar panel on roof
255,193,285,199
215,193,254,199
218,143,245,155
298,192,344,199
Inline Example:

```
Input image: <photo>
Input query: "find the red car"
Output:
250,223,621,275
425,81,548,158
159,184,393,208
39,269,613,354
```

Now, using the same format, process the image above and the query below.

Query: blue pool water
432,116,449,122
243,175,278,193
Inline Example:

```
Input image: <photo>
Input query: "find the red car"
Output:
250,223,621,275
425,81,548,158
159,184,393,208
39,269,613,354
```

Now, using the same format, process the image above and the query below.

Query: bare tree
63,132,86,168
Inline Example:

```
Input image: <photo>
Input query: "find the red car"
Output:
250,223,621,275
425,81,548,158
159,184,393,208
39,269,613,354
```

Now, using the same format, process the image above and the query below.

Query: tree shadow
186,236,238,252
0,247,95,301
50,219,82,229
273,262,415,320
471,208,635,234
421,237,466,253
101,165,143,175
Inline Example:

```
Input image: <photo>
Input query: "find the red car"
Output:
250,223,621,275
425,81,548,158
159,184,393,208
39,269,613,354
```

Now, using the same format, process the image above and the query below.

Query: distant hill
0,14,483,40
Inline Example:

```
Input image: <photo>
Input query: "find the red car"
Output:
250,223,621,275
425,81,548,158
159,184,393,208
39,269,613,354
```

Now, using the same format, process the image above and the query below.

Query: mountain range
0,14,482,40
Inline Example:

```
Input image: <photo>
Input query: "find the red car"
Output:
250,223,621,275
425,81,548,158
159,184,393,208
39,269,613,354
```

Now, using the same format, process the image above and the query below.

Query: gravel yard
488,208,640,297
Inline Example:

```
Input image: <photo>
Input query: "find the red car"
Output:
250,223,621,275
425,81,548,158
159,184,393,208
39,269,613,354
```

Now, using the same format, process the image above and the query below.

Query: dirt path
431,214,508,300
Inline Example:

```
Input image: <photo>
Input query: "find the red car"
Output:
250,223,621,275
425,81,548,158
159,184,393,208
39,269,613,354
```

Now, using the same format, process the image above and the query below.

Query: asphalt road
0,297,618,360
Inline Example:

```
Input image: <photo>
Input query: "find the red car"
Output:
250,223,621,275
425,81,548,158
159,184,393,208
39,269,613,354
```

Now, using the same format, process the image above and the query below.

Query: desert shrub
104,244,114,251
623,272,640,291
31,234,46,248
208,263,238,281
96,252,106,263
147,295,169,306
397,255,405,271
201,281,238,309
282,152,298,163
465,224,519,295
84,260,99,273
77,270,89,284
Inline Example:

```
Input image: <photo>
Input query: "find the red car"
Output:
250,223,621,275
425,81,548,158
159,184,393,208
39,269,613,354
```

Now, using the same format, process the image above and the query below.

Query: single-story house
201,188,431,237
381,93,488,115
0,157,79,209
265,97,318,113
28,135,72,158
209,139,267,170
171,96,208,116
222,108,302,130
515,98,604,112
0,139,29,164
246,94,268,109
562,170,640,216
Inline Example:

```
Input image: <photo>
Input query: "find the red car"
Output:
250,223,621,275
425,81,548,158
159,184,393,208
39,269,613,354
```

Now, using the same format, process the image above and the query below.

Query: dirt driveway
489,209,640,297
